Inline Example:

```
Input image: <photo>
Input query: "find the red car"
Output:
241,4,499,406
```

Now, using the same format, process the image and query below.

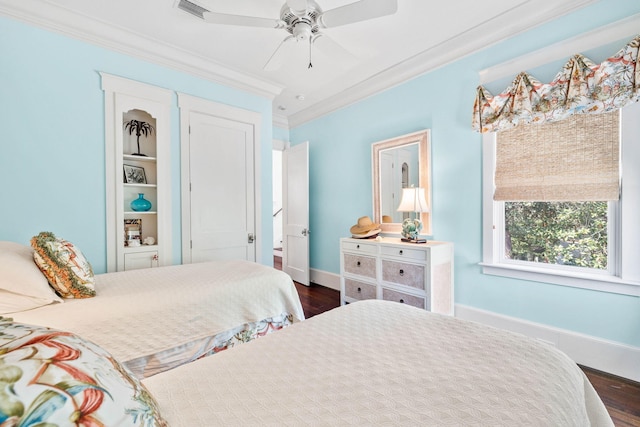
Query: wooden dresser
340,237,454,315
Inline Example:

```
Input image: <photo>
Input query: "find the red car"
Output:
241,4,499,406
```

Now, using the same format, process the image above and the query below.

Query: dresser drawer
343,254,376,279
342,240,378,255
344,279,377,301
382,288,426,309
381,260,425,290
380,245,428,262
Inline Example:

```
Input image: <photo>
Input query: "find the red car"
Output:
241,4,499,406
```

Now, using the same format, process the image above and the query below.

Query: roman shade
494,109,620,201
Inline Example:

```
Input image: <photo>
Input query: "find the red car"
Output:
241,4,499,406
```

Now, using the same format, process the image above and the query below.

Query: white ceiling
0,0,596,127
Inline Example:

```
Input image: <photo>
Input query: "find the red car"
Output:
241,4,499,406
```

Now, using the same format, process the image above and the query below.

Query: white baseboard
310,268,340,291
455,304,640,382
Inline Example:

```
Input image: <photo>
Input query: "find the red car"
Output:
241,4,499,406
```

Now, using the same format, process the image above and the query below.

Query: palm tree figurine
124,119,154,156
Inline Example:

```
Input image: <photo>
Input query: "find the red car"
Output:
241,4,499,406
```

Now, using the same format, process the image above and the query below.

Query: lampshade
397,187,429,213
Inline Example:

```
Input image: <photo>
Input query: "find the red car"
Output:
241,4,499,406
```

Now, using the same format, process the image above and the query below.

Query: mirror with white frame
372,130,432,235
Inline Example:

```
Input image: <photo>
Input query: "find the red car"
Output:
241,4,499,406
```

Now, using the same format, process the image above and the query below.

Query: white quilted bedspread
12,260,304,366
143,299,613,426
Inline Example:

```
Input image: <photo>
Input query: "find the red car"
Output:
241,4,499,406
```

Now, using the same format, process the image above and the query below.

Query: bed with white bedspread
11,260,305,378
143,299,613,426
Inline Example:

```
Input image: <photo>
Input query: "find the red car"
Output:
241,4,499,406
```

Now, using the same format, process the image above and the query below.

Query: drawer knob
399,250,403,255
357,244,360,249
357,261,361,267
399,299,405,303
357,287,362,293
399,269,404,276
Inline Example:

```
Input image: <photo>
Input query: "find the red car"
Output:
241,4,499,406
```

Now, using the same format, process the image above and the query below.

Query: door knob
248,233,255,243
302,228,309,236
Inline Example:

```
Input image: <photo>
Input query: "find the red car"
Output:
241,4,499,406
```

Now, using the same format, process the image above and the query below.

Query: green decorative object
401,218,422,240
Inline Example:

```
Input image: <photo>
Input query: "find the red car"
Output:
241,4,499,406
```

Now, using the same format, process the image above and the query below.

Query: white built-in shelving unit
101,73,172,272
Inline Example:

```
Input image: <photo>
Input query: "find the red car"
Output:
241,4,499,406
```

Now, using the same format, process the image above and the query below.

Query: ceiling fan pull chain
308,37,313,69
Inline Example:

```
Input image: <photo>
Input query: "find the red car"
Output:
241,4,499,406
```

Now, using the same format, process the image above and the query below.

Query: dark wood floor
274,256,640,426
582,368,640,427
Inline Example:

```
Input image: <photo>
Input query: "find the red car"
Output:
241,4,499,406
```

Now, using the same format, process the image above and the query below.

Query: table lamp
396,187,429,243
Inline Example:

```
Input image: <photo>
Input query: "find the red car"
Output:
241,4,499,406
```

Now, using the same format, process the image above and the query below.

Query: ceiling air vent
177,0,209,19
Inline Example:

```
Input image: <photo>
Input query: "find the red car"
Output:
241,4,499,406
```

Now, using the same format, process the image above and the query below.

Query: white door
283,142,309,285
380,151,398,222
188,112,255,262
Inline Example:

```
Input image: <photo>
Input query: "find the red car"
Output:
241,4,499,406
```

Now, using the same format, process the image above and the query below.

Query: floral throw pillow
30,232,96,298
0,316,167,426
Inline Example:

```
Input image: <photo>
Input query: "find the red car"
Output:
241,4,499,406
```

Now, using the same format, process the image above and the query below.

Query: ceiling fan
201,0,398,70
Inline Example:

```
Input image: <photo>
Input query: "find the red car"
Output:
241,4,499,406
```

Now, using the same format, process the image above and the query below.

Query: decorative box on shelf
339,237,454,315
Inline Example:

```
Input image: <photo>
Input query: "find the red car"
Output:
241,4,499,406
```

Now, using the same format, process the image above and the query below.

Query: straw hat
350,216,381,234
351,228,382,239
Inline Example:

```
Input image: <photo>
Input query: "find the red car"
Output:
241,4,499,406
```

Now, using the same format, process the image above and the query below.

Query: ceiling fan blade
202,11,283,28
286,0,308,17
312,34,356,65
319,0,397,28
264,36,296,71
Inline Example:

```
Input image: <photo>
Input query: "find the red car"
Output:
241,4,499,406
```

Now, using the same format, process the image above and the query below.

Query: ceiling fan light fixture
293,22,312,41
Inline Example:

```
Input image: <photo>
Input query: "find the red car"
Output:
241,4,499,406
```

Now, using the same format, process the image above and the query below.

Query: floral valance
472,35,640,133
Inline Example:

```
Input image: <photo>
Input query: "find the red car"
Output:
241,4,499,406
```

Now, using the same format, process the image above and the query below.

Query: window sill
480,262,640,297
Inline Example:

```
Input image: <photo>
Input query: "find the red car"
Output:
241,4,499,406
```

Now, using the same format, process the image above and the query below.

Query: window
504,201,608,270
482,102,640,296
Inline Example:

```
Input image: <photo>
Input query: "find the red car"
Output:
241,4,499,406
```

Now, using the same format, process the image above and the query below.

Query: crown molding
0,0,284,100
479,13,640,84
286,0,597,128
0,0,607,129
272,113,289,130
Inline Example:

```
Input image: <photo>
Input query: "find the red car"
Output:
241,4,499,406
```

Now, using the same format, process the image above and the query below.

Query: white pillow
0,289,61,314
0,241,62,312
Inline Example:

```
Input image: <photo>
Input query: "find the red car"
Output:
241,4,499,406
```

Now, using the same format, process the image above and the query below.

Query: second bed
11,260,305,378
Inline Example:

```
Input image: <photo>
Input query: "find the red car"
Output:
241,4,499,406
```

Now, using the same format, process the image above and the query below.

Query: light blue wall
273,126,290,142
0,16,274,271
290,0,640,347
